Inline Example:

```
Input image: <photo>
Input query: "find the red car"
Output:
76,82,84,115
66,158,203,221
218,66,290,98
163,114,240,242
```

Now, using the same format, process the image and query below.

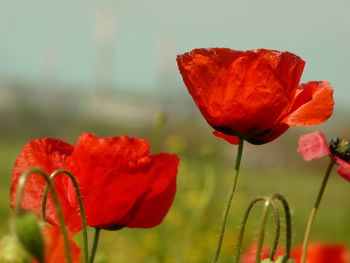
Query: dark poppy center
329,137,350,162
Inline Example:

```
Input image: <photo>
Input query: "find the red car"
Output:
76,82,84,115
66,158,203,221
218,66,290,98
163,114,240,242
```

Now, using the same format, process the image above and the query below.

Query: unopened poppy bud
0,235,31,263
273,256,295,263
261,256,295,263
15,212,44,263
329,137,350,162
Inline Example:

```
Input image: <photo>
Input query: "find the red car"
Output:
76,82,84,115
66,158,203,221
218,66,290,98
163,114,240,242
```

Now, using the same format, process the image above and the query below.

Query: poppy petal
213,131,239,145
297,131,330,161
291,243,350,263
334,157,350,182
64,133,173,230
10,138,76,231
126,153,179,228
284,81,334,126
177,48,292,136
254,49,305,97
32,226,81,263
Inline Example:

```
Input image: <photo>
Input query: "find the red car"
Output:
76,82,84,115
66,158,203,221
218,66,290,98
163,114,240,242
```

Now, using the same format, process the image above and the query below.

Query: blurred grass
0,94,349,262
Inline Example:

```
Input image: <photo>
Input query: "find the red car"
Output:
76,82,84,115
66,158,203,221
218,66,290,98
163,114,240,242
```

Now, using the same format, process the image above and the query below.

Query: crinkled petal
177,48,292,136
10,138,77,232
254,49,305,97
126,154,179,228
334,157,350,182
64,133,175,230
284,81,334,126
213,131,239,145
297,131,330,161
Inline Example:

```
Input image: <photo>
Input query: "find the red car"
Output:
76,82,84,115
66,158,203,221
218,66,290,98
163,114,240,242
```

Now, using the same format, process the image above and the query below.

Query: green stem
301,160,335,263
256,199,280,263
233,196,281,263
212,137,244,263
15,168,72,263
89,227,101,263
272,194,292,259
233,197,265,263
42,170,89,263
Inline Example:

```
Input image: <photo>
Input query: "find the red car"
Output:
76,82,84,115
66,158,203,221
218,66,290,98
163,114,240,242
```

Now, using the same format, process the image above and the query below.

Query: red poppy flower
291,243,350,263
241,243,285,263
11,133,180,233
177,48,334,145
32,225,81,263
297,131,350,181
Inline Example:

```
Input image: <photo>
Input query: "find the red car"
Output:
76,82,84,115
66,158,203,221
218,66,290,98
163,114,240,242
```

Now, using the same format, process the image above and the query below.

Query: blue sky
1,0,349,105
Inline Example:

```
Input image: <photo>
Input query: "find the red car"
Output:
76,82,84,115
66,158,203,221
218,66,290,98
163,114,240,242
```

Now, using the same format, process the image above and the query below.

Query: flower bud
15,212,44,263
0,235,31,263
273,256,295,263
329,137,350,162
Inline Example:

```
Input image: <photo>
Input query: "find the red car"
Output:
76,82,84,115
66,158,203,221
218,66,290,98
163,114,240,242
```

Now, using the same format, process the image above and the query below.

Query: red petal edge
127,153,180,228
213,131,239,145
334,157,350,182
284,81,334,127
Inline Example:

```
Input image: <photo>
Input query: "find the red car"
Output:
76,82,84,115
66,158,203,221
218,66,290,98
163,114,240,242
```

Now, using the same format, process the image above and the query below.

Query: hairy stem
42,169,89,263
15,167,72,263
272,194,292,259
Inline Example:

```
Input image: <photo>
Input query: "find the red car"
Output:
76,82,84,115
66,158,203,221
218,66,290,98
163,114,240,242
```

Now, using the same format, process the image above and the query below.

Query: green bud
260,256,295,263
274,256,295,263
15,212,44,263
336,139,350,155
0,235,31,263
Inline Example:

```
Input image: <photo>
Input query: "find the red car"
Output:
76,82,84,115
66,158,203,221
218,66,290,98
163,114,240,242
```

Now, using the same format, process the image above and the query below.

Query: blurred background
1,0,350,262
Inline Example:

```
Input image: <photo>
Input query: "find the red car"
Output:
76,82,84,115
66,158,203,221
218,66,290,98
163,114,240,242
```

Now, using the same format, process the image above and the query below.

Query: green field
1,107,349,263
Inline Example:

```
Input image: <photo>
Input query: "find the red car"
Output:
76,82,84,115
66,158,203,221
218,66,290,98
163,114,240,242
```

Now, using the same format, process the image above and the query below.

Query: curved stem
301,160,335,263
255,199,280,263
233,197,265,263
233,196,281,263
15,167,72,263
267,202,281,261
42,169,89,263
212,138,244,263
272,194,292,258
89,227,101,263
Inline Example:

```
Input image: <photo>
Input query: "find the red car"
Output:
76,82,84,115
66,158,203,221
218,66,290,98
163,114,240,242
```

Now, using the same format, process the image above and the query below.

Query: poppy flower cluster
297,131,350,181
242,243,350,263
177,48,334,145
10,133,179,233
